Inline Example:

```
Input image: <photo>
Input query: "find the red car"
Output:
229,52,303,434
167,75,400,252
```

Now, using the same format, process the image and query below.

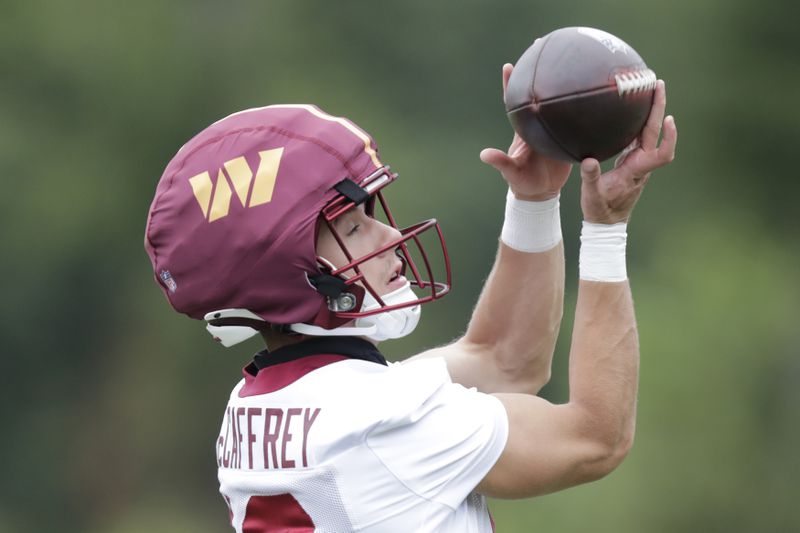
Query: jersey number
226,493,315,532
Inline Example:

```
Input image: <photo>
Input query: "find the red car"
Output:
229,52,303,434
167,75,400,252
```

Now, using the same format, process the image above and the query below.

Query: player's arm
417,239,565,395
479,280,639,497
479,82,677,498
408,63,571,395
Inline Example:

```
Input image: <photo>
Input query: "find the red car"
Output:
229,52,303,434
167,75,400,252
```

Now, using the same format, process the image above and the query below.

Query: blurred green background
2,1,798,531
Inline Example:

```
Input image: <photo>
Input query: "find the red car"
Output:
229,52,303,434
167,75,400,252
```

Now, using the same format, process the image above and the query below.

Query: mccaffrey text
217,406,321,470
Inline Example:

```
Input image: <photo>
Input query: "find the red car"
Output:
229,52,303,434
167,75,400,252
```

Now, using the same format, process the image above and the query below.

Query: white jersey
216,338,508,532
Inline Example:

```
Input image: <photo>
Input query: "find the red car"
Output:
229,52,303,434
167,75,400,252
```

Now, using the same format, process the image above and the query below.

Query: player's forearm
462,240,564,393
567,280,639,465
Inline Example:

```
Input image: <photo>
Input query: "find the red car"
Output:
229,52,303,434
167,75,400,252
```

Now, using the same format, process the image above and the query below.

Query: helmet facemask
293,167,452,341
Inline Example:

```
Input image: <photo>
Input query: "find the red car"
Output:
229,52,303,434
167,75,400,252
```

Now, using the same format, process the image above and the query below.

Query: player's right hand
480,63,572,202
579,80,677,224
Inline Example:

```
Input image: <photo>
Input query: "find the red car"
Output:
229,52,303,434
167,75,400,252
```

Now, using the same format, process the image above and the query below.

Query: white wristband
579,221,628,282
500,189,562,253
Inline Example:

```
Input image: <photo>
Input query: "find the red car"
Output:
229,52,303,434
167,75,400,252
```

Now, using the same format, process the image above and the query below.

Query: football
505,27,657,162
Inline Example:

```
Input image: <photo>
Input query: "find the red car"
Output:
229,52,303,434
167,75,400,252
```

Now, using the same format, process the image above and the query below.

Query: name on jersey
217,406,321,470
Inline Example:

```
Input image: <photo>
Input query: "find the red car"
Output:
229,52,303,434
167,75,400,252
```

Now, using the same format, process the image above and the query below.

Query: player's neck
260,330,304,352
260,330,379,352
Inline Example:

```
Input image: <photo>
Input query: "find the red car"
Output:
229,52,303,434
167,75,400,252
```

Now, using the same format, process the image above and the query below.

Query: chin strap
354,282,421,341
290,282,420,341
288,322,377,337
203,283,421,347
203,309,264,347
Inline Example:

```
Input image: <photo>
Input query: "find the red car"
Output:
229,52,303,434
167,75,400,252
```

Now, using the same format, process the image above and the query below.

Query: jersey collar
250,336,387,373
239,337,388,397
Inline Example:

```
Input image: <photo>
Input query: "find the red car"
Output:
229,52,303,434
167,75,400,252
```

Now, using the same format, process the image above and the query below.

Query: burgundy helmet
145,105,450,345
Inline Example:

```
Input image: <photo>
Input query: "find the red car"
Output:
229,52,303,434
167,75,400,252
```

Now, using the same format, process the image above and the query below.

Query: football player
144,66,676,531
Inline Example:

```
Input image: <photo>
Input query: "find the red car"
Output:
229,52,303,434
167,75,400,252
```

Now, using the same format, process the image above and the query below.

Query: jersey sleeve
364,358,509,510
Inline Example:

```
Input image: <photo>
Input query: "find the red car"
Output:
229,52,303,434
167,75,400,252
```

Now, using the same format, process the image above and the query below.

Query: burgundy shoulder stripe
239,354,347,397
242,493,314,532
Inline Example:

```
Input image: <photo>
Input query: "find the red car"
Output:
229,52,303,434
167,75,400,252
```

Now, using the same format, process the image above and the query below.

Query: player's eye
346,224,360,236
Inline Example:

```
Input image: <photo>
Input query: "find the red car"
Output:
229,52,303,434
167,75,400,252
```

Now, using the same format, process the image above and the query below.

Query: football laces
615,69,657,97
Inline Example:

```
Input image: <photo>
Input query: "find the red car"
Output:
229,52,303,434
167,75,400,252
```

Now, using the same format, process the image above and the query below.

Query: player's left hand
480,63,572,201
579,79,678,224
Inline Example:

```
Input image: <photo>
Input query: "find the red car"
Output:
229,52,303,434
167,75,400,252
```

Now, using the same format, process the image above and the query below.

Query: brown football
505,27,657,162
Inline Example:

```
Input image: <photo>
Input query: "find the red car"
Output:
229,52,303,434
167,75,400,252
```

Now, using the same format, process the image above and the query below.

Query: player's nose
376,220,402,255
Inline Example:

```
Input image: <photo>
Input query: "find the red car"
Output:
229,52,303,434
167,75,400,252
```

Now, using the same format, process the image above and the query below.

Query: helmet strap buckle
328,292,357,312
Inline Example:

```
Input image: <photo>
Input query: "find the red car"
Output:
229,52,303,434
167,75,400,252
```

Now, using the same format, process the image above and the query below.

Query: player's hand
580,80,677,224
480,63,572,201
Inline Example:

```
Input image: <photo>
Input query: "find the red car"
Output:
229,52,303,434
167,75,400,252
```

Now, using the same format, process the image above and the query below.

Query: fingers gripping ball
505,27,657,162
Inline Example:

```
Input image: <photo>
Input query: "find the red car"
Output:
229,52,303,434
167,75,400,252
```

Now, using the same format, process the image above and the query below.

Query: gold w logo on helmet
188,148,284,222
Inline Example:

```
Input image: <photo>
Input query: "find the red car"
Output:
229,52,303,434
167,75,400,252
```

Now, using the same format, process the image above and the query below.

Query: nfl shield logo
159,270,178,293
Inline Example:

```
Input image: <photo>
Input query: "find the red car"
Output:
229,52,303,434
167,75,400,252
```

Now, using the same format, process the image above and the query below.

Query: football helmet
145,105,450,346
